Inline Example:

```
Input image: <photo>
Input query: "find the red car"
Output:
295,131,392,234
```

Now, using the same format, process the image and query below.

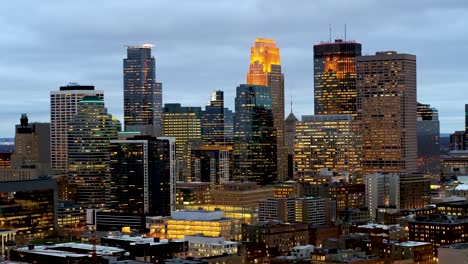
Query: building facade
50,84,104,172
124,44,162,136
67,96,119,207
234,84,277,185
314,39,362,116
191,145,232,185
294,115,361,178
201,91,225,146
357,51,417,174
417,103,440,175
109,136,174,216
247,38,286,180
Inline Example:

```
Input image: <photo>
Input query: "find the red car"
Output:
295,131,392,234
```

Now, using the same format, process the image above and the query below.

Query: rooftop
16,242,125,258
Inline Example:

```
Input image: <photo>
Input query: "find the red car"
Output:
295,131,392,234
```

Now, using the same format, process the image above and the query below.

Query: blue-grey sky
0,0,467,137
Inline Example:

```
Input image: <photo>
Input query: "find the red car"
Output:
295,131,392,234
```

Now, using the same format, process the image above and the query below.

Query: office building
176,182,212,208
399,173,430,210
124,44,162,136
357,51,417,174
242,221,309,255
314,39,362,116
365,173,400,219
50,84,104,172
409,215,468,255
191,145,232,185
247,38,286,180
150,210,242,241
0,178,56,234
0,153,11,168
285,112,298,180
306,182,366,211
11,114,50,169
182,235,238,258
162,103,202,181
201,91,225,145
450,131,466,151
417,103,440,175
294,114,361,178
109,136,174,216
224,108,234,144
233,84,277,185
67,96,119,207
258,197,332,225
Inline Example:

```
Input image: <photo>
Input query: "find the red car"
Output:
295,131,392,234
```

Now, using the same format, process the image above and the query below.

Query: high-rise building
364,173,400,219
67,96,119,207
124,44,162,136
294,114,361,178
357,51,417,174
109,135,173,216
162,103,202,181
450,131,466,151
233,84,277,185
247,38,286,180
224,108,234,144
191,145,232,185
314,39,362,116
285,113,298,180
50,84,104,172
201,91,225,145
11,114,50,169
417,103,440,175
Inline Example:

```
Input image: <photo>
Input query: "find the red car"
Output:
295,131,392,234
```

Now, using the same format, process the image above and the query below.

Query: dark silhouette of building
233,84,277,185
417,103,440,175
201,91,225,145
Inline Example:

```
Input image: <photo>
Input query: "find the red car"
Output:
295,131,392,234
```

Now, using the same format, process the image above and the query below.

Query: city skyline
1,0,468,136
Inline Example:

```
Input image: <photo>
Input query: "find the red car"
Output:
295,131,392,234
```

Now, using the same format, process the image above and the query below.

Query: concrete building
441,150,468,177
365,173,400,219
50,84,104,172
294,115,361,178
357,51,417,175
182,234,238,258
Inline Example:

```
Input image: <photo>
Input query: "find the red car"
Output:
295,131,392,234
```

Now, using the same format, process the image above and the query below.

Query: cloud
0,0,467,136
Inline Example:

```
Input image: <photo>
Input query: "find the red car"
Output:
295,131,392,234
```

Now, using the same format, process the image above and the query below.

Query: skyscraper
109,136,173,216
294,114,361,178
50,84,103,172
284,112,298,180
247,38,286,180
67,96,119,207
201,91,225,145
314,39,362,116
417,103,440,175
234,84,277,185
357,51,417,174
162,103,202,181
224,108,234,144
124,44,162,136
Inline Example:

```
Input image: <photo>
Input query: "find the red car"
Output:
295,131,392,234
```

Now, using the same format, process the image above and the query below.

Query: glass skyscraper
124,44,162,136
67,96,120,207
247,38,286,180
202,91,225,145
417,103,440,175
314,39,362,116
234,84,277,185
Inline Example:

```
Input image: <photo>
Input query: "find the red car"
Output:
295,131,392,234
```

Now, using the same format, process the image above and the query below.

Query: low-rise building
180,234,237,258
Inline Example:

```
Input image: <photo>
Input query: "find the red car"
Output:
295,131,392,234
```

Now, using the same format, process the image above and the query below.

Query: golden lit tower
247,38,286,180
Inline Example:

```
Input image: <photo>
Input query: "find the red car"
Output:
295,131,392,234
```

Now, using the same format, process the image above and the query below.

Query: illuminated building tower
50,84,103,172
201,91,225,145
67,96,119,207
11,114,50,169
124,44,162,136
294,115,361,178
233,84,277,185
357,51,417,174
314,39,362,116
416,103,440,175
109,135,173,216
247,38,286,180
162,103,202,181
285,113,298,180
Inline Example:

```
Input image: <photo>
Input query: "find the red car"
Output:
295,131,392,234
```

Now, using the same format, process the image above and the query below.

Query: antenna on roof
329,24,332,42
344,24,347,41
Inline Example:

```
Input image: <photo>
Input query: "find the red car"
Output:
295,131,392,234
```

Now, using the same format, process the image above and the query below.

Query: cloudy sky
0,0,467,136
